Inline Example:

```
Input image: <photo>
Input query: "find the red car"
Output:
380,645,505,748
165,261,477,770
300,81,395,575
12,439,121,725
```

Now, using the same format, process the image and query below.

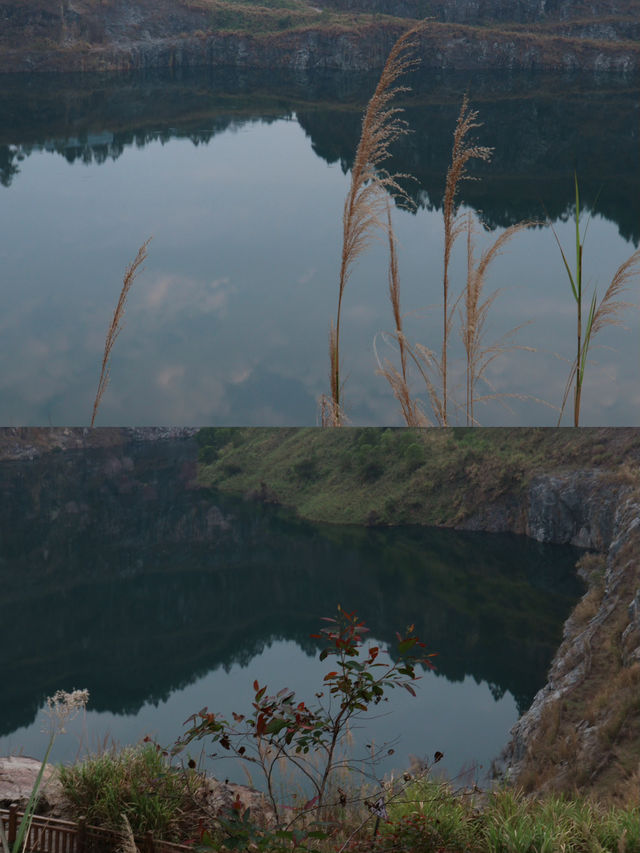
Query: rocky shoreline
0,427,199,462
460,471,640,794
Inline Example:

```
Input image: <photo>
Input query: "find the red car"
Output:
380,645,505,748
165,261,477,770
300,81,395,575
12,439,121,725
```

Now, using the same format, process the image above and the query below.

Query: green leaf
398,637,418,654
264,718,288,735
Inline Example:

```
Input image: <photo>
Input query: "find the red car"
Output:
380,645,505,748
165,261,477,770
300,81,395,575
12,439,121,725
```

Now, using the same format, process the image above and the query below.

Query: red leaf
253,680,259,692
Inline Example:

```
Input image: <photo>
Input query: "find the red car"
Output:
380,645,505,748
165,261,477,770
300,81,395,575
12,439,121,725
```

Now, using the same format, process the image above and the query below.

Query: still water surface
0,68,638,426
0,438,584,783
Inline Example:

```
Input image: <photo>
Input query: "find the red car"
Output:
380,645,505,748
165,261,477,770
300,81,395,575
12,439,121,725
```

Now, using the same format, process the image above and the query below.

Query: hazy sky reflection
0,117,637,425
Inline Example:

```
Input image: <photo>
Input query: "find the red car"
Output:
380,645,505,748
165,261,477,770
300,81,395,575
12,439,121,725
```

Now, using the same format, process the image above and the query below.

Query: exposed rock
494,488,640,793
0,0,639,73
457,469,629,548
0,427,199,463
193,776,281,827
526,471,626,549
0,756,57,808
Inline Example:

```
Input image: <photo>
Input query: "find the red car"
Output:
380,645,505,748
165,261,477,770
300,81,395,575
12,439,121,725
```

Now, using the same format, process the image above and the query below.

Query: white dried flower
42,688,89,735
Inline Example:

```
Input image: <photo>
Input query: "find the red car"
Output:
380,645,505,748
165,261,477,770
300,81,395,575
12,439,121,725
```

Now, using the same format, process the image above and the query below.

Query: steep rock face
457,470,628,549
2,26,638,73
526,471,624,550
1,0,639,73
482,477,640,794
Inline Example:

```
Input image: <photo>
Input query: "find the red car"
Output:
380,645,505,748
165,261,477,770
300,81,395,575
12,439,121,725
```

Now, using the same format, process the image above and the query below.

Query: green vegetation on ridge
196,427,640,527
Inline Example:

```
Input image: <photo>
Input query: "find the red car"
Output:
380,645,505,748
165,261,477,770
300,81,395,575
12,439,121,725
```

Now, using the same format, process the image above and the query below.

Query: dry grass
377,98,537,427
460,214,536,425
375,200,432,427
322,23,423,426
116,814,140,853
90,238,151,428
441,95,492,425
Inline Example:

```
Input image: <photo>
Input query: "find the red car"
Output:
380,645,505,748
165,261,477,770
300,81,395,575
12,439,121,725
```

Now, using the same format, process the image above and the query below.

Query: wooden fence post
77,815,86,853
8,805,17,846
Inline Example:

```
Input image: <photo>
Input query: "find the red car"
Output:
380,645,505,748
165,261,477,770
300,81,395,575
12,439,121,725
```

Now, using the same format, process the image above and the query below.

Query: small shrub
58,744,196,841
403,441,426,471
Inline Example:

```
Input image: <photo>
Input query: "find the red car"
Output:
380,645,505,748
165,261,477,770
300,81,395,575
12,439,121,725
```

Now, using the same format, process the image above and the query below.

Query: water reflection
1,67,638,242
0,68,637,426
0,437,583,777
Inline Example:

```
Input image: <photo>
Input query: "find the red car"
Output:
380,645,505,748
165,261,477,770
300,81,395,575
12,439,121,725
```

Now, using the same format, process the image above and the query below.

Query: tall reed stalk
441,96,492,424
379,97,532,427
460,214,533,425
323,25,423,426
554,175,639,426
375,200,432,426
90,238,151,427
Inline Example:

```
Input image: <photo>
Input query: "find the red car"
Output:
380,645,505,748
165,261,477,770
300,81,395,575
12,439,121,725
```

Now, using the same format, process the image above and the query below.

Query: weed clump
58,744,197,842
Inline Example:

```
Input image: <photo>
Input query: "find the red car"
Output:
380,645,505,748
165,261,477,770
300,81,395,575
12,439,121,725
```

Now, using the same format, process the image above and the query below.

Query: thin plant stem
90,237,151,427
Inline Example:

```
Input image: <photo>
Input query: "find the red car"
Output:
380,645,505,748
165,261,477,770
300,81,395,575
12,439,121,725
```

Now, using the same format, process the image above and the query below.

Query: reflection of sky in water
0,117,637,426
0,639,516,788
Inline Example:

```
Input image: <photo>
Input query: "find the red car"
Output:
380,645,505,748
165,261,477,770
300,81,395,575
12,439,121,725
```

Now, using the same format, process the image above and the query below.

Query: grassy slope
196,427,640,527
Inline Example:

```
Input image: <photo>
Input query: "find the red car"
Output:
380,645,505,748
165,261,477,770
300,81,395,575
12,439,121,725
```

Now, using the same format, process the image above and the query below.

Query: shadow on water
0,437,583,739
0,66,638,243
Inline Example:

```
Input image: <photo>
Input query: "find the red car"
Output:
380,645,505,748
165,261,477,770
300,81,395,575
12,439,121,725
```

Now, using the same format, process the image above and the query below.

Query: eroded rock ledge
473,473,640,799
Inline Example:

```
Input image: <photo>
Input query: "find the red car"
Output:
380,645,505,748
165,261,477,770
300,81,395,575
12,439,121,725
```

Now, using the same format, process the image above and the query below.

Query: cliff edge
1,0,639,73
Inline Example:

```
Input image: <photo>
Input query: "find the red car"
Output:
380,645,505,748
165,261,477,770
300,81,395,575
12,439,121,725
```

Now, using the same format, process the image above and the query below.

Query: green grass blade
578,290,598,385
550,225,578,302
574,173,583,301
12,737,55,853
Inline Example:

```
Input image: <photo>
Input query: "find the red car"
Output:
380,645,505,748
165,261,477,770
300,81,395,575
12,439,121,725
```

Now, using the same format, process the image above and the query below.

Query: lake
0,437,584,786
0,67,638,426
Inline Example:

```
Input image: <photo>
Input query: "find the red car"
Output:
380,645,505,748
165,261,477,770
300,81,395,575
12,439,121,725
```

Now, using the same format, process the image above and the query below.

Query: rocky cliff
458,470,640,800
0,0,639,73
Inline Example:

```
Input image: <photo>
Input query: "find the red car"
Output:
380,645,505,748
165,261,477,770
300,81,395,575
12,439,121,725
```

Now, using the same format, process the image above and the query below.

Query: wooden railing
0,805,195,853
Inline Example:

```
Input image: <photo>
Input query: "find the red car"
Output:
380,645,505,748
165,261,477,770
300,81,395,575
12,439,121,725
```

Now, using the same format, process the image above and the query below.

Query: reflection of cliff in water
1,67,637,243
0,438,583,736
